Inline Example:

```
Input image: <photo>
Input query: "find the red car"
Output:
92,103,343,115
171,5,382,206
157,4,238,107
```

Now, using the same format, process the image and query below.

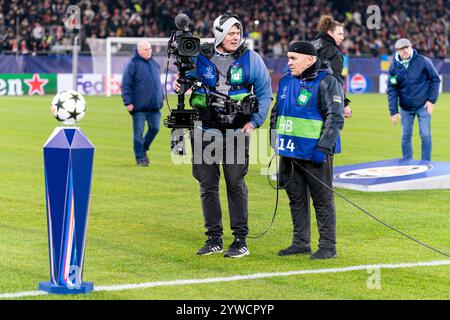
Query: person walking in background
387,38,441,161
121,40,164,166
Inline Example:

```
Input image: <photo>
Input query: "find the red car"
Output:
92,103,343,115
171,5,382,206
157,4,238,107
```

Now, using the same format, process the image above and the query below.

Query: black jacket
311,33,344,84
311,32,350,106
270,62,344,154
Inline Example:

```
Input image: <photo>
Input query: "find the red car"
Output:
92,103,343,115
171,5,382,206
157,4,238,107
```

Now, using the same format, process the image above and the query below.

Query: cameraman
173,13,272,258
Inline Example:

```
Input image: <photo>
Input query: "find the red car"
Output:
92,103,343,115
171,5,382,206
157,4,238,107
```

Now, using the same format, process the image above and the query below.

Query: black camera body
168,32,200,59
208,91,259,116
199,88,258,128
167,13,201,94
165,14,201,133
165,14,202,154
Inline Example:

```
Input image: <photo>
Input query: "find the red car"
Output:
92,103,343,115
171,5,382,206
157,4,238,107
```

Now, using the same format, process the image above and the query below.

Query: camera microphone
175,13,191,31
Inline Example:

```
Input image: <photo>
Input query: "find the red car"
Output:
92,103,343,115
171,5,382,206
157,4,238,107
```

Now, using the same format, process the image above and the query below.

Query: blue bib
276,71,327,160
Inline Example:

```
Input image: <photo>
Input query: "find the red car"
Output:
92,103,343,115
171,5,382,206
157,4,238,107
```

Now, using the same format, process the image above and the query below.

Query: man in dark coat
387,38,440,160
121,40,164,166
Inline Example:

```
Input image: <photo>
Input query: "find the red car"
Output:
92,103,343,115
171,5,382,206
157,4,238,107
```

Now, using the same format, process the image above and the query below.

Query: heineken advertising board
0,74,57,96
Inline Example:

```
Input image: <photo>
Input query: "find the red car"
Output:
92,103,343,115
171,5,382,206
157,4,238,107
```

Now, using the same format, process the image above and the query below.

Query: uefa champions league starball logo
50,90,87,125
336,165,433,179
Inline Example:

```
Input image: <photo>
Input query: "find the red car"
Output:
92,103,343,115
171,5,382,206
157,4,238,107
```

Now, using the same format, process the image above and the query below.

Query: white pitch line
1,260,449,299
0,290,48,299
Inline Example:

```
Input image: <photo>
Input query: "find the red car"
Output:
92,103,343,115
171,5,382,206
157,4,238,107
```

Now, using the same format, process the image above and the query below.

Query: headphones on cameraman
215,12,241,32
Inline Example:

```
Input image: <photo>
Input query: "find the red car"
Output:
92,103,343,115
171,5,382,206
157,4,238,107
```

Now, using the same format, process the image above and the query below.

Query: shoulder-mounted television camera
164,14,259,155
165,14,202,136
167,14,201,73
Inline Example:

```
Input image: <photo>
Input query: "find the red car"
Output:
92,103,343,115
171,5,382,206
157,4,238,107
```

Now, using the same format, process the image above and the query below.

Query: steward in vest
173,13,272,258
270,41,344,260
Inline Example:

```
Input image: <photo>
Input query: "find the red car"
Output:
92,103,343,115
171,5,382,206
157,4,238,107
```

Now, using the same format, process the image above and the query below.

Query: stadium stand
0,0,448,57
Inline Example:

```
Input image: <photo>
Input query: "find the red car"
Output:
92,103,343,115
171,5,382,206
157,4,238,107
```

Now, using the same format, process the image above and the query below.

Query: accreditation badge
390,76,397,85
297,89,312,105
230,66,243,84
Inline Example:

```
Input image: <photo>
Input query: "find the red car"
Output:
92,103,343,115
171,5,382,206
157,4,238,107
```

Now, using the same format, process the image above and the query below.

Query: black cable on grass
290,159,450,259
248,154,450,259
164,59,172,113
247,154,282,239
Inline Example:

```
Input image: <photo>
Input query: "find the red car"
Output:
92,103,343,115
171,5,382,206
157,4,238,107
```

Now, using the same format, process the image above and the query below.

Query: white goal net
86,37,254,96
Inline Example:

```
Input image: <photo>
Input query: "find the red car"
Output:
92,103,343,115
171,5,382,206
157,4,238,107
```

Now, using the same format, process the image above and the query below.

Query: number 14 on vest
278,138,296,152
277,119,296,151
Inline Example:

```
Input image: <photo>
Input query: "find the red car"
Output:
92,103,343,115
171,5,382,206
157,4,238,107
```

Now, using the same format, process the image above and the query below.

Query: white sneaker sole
197,249,223,256
224,250,250,258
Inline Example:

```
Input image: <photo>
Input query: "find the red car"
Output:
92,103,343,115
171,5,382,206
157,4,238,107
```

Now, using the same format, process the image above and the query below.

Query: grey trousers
280,155,336,249
191,129,250,238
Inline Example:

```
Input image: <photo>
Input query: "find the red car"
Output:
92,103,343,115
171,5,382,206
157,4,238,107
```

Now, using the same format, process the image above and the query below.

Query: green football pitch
0,94,449,300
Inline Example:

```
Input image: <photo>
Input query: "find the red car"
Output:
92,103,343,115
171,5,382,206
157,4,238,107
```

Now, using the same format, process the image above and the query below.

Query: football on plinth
51,90,86,125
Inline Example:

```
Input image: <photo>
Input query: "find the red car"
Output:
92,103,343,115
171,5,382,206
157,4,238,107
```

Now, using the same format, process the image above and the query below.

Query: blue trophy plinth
39,127,94,294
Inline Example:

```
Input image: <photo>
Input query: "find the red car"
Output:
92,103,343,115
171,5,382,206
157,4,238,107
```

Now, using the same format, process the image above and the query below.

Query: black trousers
191,128,250,239
280,155,336,249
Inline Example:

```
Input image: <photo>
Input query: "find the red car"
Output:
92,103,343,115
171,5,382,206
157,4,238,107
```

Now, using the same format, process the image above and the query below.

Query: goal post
87,37,254,96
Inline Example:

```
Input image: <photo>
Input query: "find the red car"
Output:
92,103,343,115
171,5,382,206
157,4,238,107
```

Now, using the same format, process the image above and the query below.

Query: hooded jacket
387,49,440,115
270,62,344,154
311,32,352,107
121,48,164,113
311,33,344,85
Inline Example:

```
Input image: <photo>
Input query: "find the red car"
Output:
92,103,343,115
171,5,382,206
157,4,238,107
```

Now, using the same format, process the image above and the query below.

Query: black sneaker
196,238,223,256
136,159,149,166
278,244,311,256
224,238,250,258
310,247,336,260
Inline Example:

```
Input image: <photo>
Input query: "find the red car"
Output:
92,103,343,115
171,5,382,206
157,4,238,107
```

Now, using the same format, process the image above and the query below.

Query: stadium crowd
0,0,448,58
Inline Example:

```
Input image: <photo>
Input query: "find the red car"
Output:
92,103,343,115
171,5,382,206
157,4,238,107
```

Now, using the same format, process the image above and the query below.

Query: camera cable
248,155,450,258
247,154,289,239
164,59,173,113
290,159,450,258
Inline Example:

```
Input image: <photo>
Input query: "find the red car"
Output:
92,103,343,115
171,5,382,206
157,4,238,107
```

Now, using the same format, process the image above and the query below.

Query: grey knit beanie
213,14,245,52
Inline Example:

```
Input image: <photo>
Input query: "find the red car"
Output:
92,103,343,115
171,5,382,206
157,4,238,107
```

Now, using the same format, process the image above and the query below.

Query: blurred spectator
0,0,448,58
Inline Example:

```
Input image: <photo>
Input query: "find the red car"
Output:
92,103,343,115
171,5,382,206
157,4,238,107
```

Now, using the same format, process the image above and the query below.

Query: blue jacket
387,50,440,115
244,50,273,128
121,48,164,112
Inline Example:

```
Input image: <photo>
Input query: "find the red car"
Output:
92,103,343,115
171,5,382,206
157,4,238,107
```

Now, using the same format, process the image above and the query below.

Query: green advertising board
0,74,57,96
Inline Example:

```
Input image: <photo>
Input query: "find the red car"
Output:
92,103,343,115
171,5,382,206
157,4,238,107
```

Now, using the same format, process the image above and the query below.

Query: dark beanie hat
288,41,317,56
